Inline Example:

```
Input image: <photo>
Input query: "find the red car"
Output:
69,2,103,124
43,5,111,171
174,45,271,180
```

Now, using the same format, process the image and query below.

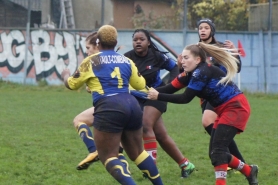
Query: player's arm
61,68,72,89
223,40,241,73
156,71,190,93
148,86,198,104
129,60,146,90
159,53,179,83
62,58,93,90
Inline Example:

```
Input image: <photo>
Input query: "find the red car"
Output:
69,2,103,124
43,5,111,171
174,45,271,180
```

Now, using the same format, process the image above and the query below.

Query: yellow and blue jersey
67,50,146,105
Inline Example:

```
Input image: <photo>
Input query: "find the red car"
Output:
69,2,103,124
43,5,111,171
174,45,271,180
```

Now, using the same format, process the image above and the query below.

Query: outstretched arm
61,68,72,90
147,87,198,104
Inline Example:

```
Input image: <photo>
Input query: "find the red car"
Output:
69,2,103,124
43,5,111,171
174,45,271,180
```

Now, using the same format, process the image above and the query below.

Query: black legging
206,124,245,163
203,101,245,163
209,124,240,166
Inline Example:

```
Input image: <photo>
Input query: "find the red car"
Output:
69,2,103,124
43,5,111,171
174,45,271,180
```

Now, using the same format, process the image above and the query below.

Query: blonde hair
185,43,239,85
97,25,117,48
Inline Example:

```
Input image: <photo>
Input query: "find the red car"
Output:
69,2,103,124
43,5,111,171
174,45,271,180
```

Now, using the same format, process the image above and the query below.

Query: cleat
246,165,259,185
142,173,148,179
181,162,195,178
76,151,99,170
227,167,232,171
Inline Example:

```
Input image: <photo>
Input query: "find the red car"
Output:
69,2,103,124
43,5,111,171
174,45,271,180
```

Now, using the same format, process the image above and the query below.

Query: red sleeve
171,77,186,89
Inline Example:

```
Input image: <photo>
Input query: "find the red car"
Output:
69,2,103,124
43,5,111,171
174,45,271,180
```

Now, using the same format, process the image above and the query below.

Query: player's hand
147,87,159,100
61,68,71,80
177,54,183,68
85,86,91,94
224,40,236,52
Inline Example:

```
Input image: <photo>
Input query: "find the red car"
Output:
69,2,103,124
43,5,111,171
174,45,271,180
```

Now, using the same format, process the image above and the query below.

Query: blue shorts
135,97,167,113
93,93,143,133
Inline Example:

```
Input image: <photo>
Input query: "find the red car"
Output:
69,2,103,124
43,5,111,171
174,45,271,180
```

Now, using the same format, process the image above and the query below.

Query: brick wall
0,1,27,27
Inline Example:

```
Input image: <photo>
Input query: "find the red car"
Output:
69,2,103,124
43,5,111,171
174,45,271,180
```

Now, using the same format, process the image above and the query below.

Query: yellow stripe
118,153,124,157
135,150,160,180
76,122,86,131
141,170,160,180
105,157,131,177
112,165,131,177
104,157,118,166
134,150,149,165
77,122,94,141
120,160,131,174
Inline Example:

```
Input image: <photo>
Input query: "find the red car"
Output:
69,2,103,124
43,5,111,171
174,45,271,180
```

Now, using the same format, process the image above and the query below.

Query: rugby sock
214,164,227,185
135,150,163,185
77,122,96,153
228,155,251,177
105,157,136,185
119,146,124,154
118,152,130,174
143,137,157,164
178,158,189,169
205,123,213,135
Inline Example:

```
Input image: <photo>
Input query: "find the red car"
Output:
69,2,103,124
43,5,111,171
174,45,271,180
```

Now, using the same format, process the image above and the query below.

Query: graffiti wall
0,29,89,85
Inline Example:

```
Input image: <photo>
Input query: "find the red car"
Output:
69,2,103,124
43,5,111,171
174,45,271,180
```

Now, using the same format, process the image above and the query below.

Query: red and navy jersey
124,49,177,88
176,62,242,107
157,62,242,107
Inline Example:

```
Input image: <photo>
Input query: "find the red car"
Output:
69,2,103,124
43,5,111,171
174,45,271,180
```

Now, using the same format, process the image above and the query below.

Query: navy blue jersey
157,62,242,107
124,49,177,88
187,63,241,107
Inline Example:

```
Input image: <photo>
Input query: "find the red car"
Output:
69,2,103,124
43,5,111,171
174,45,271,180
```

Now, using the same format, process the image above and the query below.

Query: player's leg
203,104,246,163
122,127,163,185
73,107,99,170
209,124,235,185
92,95,138,185
118,143,130,174
154,117,195,178
202,109,217,134
142,105,159,164
211,95,258,185
210,124,257,185
94,129,136,185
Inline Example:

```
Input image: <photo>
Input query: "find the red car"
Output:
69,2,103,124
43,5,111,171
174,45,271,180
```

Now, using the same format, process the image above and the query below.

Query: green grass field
1,80,277,185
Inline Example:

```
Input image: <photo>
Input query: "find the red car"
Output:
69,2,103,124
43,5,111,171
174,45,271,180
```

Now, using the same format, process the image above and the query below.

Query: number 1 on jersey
111,67,123,88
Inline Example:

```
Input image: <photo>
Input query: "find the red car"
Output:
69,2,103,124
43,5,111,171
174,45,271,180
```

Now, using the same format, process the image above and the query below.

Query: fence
0,28,277,93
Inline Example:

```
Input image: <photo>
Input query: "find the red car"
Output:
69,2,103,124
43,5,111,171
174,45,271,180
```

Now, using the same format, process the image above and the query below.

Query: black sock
119,146,124,154
228,140,246,163
205,123,213,136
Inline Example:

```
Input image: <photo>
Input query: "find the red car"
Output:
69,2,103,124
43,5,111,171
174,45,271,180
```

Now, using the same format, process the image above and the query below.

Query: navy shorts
93,93,143,133
136,97,167,113
201,100,215,114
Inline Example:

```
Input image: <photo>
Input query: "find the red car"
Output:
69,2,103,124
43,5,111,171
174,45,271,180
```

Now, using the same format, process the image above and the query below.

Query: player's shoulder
124,50,134,57
214,40,225,48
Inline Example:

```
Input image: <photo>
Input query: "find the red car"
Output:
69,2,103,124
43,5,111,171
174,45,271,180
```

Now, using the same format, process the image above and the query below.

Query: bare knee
73,115,81,129
202,110,217,127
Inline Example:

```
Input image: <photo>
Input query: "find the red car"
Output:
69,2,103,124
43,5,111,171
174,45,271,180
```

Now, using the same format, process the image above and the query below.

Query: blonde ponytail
198,42,239,85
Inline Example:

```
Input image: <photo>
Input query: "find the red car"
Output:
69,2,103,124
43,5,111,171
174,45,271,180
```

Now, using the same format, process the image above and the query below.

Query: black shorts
93,93,143,133
201,100,215,114
136,97,167,113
